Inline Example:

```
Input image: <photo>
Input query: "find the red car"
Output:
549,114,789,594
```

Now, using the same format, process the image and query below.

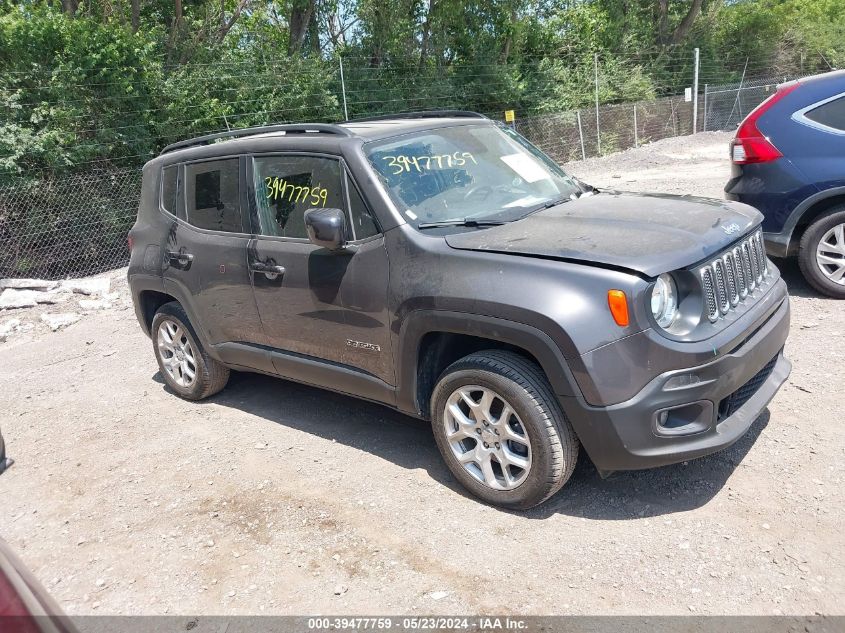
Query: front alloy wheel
430,350,579,509
444,386,532,490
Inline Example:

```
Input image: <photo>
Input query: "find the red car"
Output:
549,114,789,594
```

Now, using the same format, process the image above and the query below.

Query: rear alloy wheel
430,350,579,509
798,207,845,299
151,302,230,400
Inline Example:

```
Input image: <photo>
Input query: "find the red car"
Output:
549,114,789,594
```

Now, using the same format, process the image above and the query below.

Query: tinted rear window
805,96,845,131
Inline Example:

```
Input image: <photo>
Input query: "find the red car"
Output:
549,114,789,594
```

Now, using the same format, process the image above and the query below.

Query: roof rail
160,123,353,155
344,110,488,124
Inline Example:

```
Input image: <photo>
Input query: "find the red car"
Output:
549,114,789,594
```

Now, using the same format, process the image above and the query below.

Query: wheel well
138,290,177,332
415,332,542,419
789,195,845,255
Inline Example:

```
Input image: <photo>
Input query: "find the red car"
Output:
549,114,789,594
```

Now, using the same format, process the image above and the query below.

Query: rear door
247,153,394,385
161,156,265,348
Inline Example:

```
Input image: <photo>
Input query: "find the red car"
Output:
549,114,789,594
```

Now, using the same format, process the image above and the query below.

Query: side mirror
304,208,348,251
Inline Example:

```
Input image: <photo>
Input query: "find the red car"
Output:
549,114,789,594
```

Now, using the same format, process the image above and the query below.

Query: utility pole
692,47,700,134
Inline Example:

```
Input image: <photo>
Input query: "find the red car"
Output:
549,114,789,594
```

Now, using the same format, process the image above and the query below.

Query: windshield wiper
529,195,572,213
417,218,507,229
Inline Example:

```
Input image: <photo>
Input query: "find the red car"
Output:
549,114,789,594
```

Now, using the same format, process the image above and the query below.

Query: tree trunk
657,0,669,45
499,6,517,64
219,0,251,42
288,0,316,55
670,0,704,45
60,0,79,16
131,0,141,33
418,0,434,70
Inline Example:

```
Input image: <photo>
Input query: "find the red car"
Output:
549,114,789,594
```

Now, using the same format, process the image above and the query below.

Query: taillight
127,235,134,252
731,83,799,164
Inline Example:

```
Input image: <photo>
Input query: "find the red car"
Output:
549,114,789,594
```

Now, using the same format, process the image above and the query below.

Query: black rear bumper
563,290,791,472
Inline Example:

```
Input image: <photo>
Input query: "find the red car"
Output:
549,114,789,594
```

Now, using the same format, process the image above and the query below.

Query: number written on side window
184,159,244,233
253,156,344,239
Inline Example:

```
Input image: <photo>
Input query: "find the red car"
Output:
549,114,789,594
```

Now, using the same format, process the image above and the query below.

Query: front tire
798,207,845,299
151,302,230,400
430,350,579,510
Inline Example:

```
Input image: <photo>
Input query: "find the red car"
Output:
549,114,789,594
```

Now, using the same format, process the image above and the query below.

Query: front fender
395,310,584,416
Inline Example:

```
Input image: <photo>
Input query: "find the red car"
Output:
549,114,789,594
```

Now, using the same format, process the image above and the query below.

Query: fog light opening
653,401,714,437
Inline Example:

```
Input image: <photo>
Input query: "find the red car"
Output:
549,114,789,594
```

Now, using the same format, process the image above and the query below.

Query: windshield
364,123,582,228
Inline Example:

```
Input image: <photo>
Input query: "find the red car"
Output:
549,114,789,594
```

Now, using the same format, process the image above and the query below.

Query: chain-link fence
517,94,695,164
703,76,797,131
0,168,140,279
0,56,807,281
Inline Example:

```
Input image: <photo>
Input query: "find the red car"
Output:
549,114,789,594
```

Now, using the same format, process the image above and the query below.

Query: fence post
594,53,601,155
692,47,700,133
339,55,349,122
633,104,638,148
703,84,708,132
576,110,586,160
671,99,678,137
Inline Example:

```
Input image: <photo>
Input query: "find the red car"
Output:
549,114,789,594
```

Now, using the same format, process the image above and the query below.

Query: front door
247,153,393,385
162,157,264,348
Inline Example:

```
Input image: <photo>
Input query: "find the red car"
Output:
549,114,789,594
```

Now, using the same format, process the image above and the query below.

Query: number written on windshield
382,152,478,175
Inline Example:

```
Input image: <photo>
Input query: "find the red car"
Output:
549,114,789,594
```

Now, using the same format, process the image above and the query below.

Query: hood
444,192,763,277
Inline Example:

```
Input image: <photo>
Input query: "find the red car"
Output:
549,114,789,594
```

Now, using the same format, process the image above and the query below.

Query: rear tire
430,350,579,510
798,207,845,299
151,302,230,400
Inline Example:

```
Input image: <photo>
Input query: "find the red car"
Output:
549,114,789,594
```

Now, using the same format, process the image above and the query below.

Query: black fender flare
766,185,845,256
395,309,583,416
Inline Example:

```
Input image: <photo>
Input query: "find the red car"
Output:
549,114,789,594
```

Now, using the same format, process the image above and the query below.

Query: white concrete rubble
0,289,39,309
40,312,81,331
61,277,110,296
78,298,113,311
0,278,59,291
0,318,22,342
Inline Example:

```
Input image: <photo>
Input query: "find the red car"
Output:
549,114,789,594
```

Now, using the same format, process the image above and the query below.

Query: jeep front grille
700,230,769,322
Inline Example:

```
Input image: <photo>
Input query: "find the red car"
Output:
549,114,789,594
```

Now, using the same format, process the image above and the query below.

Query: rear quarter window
804,95,845,132
160,165,184,219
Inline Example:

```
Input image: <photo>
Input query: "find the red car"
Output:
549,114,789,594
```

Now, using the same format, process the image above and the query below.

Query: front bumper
564,290,791,472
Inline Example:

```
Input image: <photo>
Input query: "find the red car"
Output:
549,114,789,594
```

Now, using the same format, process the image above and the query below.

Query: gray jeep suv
128,111,791,509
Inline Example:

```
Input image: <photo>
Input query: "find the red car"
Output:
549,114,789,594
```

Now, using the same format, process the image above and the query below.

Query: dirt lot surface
1,131,843,616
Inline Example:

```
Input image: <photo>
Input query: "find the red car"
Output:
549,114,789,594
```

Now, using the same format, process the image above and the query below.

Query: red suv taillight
127,234,134,252
731,83,799,164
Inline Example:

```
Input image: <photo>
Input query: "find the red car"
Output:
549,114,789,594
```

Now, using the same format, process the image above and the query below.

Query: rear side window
184,159,244,233
160,165,184,219
252,155,345,239
804,95,845,131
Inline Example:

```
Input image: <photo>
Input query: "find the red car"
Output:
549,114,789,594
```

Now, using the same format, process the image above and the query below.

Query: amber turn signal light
607,290,629,327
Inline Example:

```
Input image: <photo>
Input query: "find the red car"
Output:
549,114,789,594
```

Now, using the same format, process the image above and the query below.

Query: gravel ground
0,131,843,616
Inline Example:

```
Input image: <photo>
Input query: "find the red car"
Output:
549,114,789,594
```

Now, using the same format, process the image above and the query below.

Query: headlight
650,273,679,328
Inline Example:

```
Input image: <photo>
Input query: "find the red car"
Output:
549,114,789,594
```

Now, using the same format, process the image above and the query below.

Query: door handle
250,262,286,275
166,250,194,264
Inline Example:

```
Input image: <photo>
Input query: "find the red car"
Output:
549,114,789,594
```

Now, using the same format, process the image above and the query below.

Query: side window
346,174,380,239
184,158,244,233
160,165,184,220
804,96,845,132
252,155,344,239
